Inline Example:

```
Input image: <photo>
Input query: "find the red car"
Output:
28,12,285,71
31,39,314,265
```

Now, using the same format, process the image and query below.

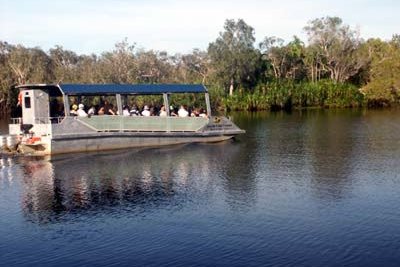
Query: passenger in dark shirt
100,100,115,115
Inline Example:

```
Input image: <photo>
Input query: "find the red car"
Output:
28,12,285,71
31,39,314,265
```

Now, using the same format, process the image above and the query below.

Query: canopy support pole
63,94,70,117
123,95,128,106
116,94,123,115
163,93,170,116
205,92,211,117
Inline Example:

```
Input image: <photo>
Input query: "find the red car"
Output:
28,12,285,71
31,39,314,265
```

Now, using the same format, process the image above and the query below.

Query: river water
1,109,400,267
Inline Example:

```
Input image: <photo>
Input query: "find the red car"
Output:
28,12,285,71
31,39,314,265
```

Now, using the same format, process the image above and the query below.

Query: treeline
1,16,400,114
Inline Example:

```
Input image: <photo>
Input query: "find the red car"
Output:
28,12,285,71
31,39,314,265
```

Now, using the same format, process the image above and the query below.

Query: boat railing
10,118,22,124
10,117,65,125
77,116,209,132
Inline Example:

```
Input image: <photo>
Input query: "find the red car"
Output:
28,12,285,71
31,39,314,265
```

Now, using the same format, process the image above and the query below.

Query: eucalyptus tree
0,42,15,113
76,54,99,83
135,50,175,83
259,36,285,80
259,36,306,81
97,39,137,83
208,19,260,95
49,45,79,83
304,16,363,83
360,37,400,105
7,45,52,84
180,49,211,84
284,36,307,80
0,43,53,113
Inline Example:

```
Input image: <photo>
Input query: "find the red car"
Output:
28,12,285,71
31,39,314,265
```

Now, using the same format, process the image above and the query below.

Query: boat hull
11,116,245,156
18,132,236,155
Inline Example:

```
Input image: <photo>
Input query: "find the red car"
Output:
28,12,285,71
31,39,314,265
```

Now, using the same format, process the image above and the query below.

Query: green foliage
220,80,363,111
360,39,400,106
303,17,363,83
259,36,306,81
208,19,261,91
0,16,399,114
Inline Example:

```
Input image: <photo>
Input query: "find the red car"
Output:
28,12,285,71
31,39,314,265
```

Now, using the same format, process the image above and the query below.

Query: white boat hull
17,134,234,155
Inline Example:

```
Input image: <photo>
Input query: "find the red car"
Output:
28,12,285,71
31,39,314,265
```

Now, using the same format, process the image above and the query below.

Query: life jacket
17,91,23,106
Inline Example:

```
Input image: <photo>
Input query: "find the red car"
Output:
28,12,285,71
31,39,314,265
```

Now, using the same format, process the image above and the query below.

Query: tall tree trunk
229,79,234,96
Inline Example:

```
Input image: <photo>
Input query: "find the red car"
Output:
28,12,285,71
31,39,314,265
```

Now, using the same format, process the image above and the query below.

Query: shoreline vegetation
1,16,399,115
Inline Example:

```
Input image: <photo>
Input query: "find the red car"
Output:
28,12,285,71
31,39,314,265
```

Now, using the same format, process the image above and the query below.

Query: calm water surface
1,109,400,267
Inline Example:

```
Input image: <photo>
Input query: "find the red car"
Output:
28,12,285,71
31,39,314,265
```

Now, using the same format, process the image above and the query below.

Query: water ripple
1,110,400,266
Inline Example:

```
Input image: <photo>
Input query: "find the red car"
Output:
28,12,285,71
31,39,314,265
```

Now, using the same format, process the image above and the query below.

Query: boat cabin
10,83,214,135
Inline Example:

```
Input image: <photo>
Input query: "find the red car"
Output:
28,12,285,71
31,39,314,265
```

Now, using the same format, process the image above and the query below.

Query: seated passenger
178,105,189,117
190,108,200,117
199,108,207,118
70,104,78,116
130,105,140,116
88,105,96,116
169,105,177,116
142,105,151,117
159,106,167,117
102,100,115,115
150,106,156,116
77,104,88,117
108,104,116,115
122,105,130,116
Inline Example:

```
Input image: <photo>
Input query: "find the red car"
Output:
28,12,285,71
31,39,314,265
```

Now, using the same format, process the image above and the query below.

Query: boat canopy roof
16,83,208,96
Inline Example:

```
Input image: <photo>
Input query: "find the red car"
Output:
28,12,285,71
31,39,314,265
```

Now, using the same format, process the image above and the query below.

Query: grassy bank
212,80,365,111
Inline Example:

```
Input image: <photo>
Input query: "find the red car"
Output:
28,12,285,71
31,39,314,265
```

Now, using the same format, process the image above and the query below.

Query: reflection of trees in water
18,143,245,224
233,110,360,201
223,113,266,210
305,110,362,200
356,109,400,165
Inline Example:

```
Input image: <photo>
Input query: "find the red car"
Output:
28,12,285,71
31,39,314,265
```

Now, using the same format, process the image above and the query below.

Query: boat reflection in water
17,141,245,224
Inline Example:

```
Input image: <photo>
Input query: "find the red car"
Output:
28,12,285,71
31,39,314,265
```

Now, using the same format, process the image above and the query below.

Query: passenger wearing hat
141,105,151,117
77,103,88,117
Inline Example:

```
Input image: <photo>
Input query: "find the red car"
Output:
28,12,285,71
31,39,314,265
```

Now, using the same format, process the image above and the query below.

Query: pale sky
1,0,398,55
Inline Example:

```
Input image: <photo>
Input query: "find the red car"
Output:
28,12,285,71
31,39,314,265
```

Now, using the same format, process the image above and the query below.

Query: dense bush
219,80,364,111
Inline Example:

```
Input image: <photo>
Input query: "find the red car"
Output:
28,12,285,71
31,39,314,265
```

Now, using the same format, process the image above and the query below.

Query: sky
1,0,399,55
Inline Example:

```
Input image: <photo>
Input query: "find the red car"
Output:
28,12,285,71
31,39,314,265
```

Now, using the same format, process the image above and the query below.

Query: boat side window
24,97,31,109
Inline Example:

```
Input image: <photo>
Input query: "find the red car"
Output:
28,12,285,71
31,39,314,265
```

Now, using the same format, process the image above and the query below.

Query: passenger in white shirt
159,106,167,117
122,105,130,116
88,106,96,116
77,104,88,117
199,108,208,118
142,105,151,117
178,105,189,117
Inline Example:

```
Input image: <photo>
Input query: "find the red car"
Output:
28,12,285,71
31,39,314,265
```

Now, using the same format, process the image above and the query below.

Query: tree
259,36,285,80
49,45,79,83
360,38,400,105
304,16,363,83
135,50,174,83
180,49,211,84
0,42,16,113
97,39,137,83
259,36,306,81
208,19,260,95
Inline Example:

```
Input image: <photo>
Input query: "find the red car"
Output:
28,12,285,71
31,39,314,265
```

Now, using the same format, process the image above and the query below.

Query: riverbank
211,80,399,112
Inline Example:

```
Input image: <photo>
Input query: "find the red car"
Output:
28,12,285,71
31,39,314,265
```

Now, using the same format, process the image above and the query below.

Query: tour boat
2,84,244,155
